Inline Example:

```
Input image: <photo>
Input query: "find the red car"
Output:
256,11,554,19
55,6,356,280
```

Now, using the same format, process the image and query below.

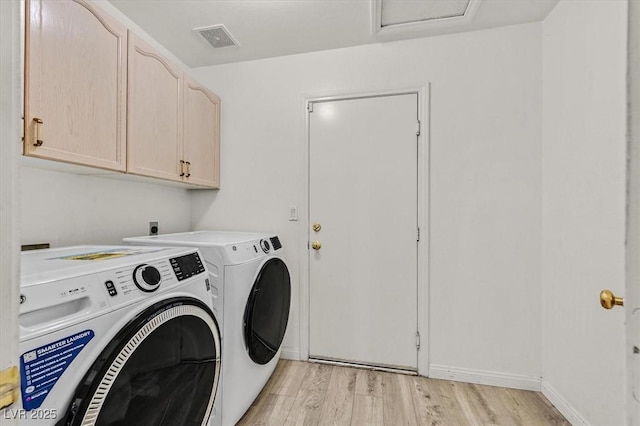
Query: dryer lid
124,231,266,247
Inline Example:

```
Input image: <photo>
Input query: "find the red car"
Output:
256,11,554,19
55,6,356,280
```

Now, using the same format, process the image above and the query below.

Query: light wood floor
237,360,570,426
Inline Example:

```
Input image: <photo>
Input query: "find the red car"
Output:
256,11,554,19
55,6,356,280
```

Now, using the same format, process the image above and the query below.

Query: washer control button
105,280,118,297
260,239,271,253
133,264,162,292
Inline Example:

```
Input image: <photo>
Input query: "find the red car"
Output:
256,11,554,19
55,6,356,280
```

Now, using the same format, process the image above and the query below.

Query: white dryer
17,245,222,426
123,231,291,426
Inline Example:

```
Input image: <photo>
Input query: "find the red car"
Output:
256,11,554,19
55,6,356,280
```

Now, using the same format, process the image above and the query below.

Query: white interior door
308,93,419,371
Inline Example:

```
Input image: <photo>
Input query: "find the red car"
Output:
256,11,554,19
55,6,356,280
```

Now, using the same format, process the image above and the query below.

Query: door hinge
417,227,420,242
416,332,421,350
416,119,421,136
308,103,314,113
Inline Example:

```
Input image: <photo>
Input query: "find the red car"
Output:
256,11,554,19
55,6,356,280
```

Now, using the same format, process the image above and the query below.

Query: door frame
627,0,640,423
0,0,22,417
298,85,431,375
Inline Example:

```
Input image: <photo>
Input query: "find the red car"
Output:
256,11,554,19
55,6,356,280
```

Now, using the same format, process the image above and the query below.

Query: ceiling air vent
194,24,239,49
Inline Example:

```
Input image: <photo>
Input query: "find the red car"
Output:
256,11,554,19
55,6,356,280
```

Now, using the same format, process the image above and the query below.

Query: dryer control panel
225,236,283,264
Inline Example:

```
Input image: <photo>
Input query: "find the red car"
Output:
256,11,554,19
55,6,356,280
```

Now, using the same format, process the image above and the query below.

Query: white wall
541,2,627,425
21,167,192,247
191,23,543,382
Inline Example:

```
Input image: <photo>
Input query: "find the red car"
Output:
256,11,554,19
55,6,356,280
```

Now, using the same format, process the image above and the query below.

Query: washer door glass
61,298,221,426
244,258,291,365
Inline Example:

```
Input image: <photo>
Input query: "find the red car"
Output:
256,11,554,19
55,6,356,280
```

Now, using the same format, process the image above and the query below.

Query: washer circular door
244,257,291,365
60,297,221,426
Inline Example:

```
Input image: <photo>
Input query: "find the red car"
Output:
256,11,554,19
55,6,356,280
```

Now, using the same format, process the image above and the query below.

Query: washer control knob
260,239,271,253
133,264,161,292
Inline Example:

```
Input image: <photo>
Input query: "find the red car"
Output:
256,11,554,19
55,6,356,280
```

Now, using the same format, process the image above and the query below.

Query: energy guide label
20,330,94,410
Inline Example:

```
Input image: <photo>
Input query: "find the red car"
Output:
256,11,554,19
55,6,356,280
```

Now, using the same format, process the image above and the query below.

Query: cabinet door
25,0,127,171
183,76,221,188
127,32,183,182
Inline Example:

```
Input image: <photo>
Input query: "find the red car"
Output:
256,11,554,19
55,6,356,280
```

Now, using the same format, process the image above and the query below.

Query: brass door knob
311,241,322,250
600,289,624,310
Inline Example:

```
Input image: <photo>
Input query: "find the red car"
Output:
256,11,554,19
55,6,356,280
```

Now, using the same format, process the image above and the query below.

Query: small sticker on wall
20,330,94,410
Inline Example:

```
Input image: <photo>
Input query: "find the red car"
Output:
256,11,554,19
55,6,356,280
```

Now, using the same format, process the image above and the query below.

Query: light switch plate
289,206,298,221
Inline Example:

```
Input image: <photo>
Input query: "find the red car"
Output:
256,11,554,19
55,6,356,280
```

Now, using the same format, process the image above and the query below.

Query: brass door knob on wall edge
311,241,321,250
600,289,624,310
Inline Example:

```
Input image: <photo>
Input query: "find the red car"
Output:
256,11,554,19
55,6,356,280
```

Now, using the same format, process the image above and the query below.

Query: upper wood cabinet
24,1,221,188
24,0,127,171
126,31,184,182
183,75,221,188
128,34,220,188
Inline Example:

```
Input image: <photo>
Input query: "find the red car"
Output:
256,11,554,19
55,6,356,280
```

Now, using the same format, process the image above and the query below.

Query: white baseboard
279,347,300,361
428,364,541,391
541,380,589,426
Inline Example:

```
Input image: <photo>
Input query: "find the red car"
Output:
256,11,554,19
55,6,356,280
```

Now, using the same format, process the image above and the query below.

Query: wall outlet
149,221,159,236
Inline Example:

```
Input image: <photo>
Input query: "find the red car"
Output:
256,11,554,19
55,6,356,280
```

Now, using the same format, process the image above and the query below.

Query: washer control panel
170,252,205,281
19,247,210,340
98,252,206,302
133,264,162,292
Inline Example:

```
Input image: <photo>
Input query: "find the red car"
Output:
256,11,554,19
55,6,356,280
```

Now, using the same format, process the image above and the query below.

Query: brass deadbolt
600,289,624,310
312,223,322,232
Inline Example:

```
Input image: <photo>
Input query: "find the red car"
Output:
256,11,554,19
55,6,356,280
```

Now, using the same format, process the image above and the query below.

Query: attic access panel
381,0,471,26
372,0,480,37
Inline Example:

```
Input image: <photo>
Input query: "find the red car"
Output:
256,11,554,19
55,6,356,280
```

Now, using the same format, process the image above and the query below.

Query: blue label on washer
20,330,94,410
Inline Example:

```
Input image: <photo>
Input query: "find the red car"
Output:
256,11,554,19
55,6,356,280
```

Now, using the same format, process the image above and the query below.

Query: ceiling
107,0,559,68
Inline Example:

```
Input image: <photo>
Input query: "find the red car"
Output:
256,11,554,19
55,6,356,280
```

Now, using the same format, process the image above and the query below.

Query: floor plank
354,369,384,398
410,376,450,426
237,360,570,426
283,362,333,426
381,372,418,425
425,379,470,425
351,394,384,426
317,365,358,425
274,360,309,397
456,382,500,425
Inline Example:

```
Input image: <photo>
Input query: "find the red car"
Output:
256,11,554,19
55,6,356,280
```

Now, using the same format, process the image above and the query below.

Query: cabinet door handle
33,117,43,146
179,160,185,177
185,161,191,178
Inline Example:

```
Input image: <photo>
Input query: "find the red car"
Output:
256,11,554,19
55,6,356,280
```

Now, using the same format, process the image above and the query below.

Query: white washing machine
123,231,291,426
18,245,222,426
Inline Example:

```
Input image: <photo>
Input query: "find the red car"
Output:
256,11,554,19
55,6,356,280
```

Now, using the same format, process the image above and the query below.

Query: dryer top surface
124,231,284,266
124,230,271,247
